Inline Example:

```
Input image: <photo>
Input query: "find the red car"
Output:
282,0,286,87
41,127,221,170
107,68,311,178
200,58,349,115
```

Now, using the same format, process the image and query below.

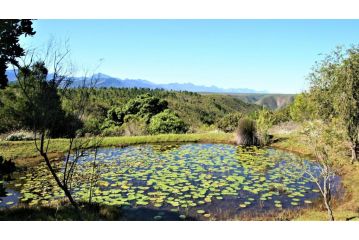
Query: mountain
6,71,266,93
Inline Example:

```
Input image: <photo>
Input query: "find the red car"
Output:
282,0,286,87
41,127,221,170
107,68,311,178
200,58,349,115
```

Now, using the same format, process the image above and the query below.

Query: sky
20,20,359,93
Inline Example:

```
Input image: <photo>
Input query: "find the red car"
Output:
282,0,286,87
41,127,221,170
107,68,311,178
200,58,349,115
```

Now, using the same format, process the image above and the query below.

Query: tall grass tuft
235,118,259,146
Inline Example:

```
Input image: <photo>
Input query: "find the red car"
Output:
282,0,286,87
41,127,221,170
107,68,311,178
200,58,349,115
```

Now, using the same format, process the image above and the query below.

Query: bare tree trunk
41,151,79,209
323,194,334,221
323,177,334,221
88,147,98,204
37,133,82,219
350,142,358,164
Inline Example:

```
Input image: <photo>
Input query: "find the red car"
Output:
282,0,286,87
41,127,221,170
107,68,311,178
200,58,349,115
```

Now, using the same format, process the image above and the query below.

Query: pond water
0,143,341,220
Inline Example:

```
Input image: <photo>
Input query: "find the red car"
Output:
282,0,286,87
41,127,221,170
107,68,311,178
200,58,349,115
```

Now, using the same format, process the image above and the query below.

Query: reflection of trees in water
0,156,16,198
0,178,6,197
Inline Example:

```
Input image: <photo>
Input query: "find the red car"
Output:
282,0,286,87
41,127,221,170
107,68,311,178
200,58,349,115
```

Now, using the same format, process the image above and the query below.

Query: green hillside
61,88,260,133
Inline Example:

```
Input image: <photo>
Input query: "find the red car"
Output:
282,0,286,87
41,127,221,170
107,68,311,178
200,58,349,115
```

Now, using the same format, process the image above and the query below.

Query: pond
0,143,341,220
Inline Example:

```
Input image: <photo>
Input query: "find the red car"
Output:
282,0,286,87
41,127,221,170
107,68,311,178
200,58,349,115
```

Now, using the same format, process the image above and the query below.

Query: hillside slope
63,88,260,130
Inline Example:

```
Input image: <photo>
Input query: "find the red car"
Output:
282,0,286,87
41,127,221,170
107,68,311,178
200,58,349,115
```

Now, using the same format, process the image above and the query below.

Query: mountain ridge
6,70,267,94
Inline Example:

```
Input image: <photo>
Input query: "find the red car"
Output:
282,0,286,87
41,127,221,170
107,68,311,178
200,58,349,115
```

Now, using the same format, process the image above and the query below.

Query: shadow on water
118,206,197,221
0,202,198,221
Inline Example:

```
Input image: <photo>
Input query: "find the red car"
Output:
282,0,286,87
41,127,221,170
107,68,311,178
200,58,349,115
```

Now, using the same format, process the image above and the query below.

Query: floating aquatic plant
0,143,327,219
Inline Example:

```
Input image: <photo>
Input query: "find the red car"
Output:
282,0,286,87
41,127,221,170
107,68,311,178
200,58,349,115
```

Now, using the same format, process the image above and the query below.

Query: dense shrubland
1,87,259,137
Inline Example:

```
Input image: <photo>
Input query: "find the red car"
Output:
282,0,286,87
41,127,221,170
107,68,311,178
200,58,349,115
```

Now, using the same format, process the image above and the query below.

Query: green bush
256,108,274,145
107,93,168,125
272,106,292,124
148,110,188,134
101,125,123,136
216,112,243,132
121,116,147,136
289,93,316,122
82,118,102,135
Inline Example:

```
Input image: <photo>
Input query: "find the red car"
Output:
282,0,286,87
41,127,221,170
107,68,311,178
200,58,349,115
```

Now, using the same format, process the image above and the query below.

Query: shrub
107,94,168,125
289,92,316,122
82,118,102,135
272,106,292,124
256,108,274,145
148,110,188,134
101,125,123,137
235,118,259,146
217,112,243,132
121,116,147,136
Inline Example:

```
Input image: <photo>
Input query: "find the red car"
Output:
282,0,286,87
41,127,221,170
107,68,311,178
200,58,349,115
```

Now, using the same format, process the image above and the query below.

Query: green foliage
216,112,243,132
3,62,82,138
289,93,316,122
60,88,258,136
107,93,168,125
1,82,259,136
0,85,22,132
256,108,274,145
148,110,188,134
0,19,35,88
121,115,148,136
308,46,359,161
103,93,172,135
82,118,102,136
272,105,291,124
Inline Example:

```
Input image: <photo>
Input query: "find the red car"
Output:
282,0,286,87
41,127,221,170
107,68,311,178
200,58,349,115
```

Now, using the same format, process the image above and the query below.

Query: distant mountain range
6,71,267,94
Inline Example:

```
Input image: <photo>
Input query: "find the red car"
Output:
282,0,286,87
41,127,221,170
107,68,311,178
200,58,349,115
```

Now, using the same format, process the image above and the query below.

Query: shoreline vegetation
1,133,233,166
1,131,358,221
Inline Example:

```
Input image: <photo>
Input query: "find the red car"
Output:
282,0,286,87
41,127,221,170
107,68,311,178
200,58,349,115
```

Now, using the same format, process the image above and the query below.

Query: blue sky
21,20,359,93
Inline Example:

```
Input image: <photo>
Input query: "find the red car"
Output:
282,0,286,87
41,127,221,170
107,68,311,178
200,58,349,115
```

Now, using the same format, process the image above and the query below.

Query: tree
335,50,359,163
8,43,101,217
289,121,342,221
309,46,359,162
289,92,316,122
0,19,35,88
14,60,82,211
148,109,188,134
14,62,82,138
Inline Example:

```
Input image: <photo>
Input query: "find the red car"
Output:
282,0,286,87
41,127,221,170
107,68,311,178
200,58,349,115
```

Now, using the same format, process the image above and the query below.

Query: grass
0,132,233,167
271,132,359,221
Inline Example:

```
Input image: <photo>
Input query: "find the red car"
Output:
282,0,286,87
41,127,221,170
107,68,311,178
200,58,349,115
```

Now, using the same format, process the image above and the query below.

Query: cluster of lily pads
0,143,326,219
